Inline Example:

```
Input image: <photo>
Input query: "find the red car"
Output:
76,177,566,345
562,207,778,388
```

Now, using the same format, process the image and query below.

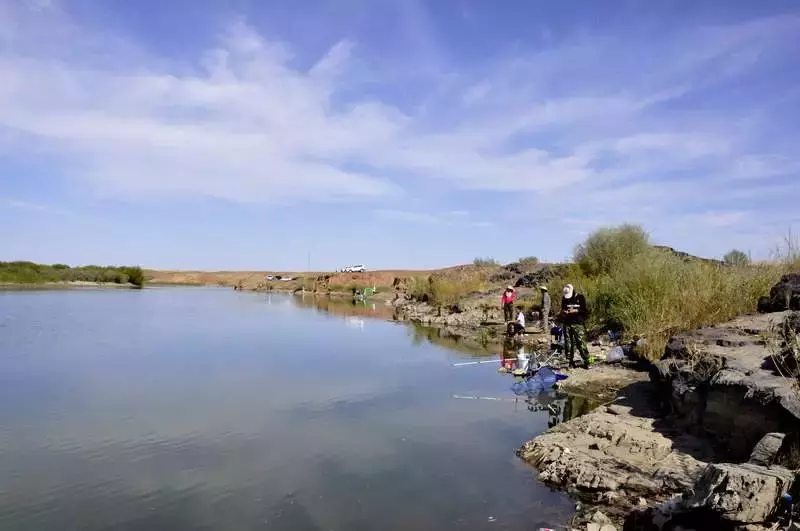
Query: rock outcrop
687,462,794,524
520,311,800,530
519,382,716,524
758,273,800,313
650,311,800,462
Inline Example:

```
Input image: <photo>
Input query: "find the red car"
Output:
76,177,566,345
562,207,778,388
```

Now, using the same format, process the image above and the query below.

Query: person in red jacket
501,286,516,322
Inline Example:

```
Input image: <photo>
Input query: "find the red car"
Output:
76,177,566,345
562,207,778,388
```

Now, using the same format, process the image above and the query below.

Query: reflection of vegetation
408,322,497,357
291,293,396,320
0,261,145,287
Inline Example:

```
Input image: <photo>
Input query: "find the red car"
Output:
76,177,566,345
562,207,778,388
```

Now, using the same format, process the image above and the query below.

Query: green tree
574,224,650,276
122,266,145,287
723,249,750,267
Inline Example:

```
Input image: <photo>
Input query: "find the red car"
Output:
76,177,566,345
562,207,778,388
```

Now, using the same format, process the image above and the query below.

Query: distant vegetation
0,261,145,287
723,249,751,267
517,256,540,268
548,224,786,359
473,257,500,268
410,269,486,312
774,230,800,272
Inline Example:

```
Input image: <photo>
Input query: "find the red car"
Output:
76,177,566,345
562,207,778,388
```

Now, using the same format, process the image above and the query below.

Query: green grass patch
0,261,145,287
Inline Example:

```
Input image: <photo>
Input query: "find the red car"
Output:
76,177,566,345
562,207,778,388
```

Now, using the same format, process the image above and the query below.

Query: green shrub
410,270,486,310
473,257,500,268
121,266,145,287
723,249,750,266
574,224,650,276
518,256,540,268
0,262,146,287
547,226,784,359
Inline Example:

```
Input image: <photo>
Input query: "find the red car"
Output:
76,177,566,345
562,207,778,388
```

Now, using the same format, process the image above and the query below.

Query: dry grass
547,226,785,359
409,268,487,309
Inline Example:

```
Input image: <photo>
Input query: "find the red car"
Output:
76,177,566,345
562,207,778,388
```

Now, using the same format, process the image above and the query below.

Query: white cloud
375,209,443,225
374,209,492,228
0,0,797,221
695,211,747,228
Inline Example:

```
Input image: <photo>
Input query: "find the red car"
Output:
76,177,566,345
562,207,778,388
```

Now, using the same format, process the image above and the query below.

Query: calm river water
0,288,582,530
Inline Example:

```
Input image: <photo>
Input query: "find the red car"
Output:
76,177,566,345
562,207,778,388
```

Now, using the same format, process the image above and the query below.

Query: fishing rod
451,359,502,367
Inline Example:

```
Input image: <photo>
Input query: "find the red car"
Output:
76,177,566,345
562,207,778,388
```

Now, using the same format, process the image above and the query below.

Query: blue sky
1,0,798,270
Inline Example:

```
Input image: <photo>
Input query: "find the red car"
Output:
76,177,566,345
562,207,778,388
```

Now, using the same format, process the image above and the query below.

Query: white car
349,265,366,273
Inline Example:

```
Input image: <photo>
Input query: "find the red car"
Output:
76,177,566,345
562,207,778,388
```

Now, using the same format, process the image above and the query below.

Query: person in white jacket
512,307,526,335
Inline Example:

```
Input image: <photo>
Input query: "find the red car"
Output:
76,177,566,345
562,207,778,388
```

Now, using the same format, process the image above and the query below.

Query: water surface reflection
0,288,582,531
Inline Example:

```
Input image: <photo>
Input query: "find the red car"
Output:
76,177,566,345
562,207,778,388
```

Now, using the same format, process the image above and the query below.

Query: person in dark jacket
560,283,591,368
539,286,551,331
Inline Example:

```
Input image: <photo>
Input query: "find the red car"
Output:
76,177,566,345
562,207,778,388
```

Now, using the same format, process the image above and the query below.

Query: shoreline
11,282,798,528
285,289,800,529
519,310,800,530
0,281,142,290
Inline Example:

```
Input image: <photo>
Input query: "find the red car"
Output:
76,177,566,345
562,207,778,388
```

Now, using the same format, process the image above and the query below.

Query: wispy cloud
0,0,798,263
375,209,443,225
2,198,70,215
374,209,492,227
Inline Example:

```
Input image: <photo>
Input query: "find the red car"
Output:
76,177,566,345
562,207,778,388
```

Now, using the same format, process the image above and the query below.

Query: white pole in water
452,394,519,402
451,359,501,367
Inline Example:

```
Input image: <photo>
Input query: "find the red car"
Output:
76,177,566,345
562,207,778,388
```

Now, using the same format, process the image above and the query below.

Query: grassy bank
401,224,795,360
0,261,145,287
546,225,794,358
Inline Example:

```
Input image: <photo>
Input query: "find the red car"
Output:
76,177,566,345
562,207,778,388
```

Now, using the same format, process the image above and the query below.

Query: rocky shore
519,309,800,530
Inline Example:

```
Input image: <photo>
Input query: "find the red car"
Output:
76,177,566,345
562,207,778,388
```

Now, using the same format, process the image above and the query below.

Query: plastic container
517,352,530,372
606,345,625,363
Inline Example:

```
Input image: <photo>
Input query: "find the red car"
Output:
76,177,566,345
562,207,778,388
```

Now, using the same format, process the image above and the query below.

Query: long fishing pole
451,359,501,367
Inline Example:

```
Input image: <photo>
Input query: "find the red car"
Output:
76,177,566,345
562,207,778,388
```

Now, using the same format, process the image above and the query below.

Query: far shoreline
0,281,142,290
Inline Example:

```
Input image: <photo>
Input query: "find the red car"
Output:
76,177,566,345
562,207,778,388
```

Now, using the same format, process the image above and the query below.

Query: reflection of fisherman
500,339,517,371
525,389,564,428
560,284,591,369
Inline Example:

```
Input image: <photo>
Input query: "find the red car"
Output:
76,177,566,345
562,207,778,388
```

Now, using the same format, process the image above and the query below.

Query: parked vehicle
266,275,274,281
348,265,366,273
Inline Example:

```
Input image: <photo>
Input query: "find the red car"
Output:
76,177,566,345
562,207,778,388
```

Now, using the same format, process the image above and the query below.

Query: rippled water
0,288,581,530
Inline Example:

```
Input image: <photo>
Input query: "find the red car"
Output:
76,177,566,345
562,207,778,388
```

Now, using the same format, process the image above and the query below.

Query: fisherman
560,283,591,368
501,285,516,322
539,285,551,332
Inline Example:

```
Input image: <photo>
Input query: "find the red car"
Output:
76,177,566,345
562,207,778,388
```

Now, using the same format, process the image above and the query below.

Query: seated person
511,308,526,335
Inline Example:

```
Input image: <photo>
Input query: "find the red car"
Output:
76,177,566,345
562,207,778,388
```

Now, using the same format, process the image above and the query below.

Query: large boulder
649,314,800,461
758,273,800,313
748,432,786,467
687,462,794,524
